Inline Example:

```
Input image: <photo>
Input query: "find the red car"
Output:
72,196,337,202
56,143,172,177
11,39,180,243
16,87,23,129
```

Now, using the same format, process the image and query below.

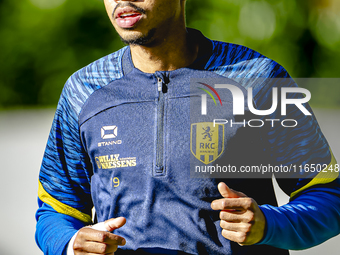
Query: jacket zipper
155,76,166,174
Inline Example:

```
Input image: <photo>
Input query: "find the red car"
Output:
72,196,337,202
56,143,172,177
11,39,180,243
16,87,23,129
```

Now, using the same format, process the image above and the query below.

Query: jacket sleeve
209,41,340,250
259,178,340,250
35,79,94,255
255,76,340,249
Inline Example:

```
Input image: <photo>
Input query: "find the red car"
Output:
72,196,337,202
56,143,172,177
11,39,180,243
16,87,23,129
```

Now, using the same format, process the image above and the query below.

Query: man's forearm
258,184,340,249
36,201,88,255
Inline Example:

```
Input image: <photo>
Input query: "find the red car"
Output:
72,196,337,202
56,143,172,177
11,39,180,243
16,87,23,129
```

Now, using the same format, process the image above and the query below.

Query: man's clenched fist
74,217,126,254
211,182,266,245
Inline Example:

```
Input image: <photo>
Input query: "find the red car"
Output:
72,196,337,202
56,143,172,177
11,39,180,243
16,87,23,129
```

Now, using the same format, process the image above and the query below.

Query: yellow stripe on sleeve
290,149,338,199
38,180,92,223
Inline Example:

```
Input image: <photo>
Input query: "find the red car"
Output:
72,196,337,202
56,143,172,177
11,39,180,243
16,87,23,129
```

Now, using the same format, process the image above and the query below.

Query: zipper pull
157,77,163,92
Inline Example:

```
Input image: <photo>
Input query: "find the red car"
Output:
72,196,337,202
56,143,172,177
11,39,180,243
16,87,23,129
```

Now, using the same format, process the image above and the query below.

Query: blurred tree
0,0,339,108
0,0,122,107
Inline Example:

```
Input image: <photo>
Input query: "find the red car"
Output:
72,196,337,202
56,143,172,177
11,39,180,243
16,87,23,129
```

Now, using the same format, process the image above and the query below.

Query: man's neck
129,28,199,73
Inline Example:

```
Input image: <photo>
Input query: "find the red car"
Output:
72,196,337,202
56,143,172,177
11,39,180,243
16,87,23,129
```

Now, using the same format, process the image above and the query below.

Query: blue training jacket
36,29,340,255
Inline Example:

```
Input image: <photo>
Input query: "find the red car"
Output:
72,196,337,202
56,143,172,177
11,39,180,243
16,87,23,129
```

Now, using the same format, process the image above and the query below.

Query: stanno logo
99,125,122,147
101,126,118,139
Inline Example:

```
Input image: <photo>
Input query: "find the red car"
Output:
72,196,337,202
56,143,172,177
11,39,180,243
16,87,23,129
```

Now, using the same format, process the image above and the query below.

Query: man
36,0,340,254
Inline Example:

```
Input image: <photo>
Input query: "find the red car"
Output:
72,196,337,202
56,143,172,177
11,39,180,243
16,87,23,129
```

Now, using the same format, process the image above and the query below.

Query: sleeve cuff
256,204,279,246
66,231,79,255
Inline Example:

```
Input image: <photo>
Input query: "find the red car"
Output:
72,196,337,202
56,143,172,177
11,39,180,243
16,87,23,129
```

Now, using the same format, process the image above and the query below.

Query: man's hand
74,217,126,254
211,182,266,245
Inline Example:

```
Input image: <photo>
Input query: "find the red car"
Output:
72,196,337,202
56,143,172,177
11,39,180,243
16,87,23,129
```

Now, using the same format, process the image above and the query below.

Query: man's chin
119,28,156,46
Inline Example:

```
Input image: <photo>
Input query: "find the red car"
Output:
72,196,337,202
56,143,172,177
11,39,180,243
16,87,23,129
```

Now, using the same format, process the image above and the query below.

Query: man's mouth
115,7,143,28
119,12,140,19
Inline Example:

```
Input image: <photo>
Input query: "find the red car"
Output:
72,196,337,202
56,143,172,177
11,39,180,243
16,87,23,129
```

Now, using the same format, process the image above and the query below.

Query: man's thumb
91,217,126,232
104,217,126,232
218,182,243,198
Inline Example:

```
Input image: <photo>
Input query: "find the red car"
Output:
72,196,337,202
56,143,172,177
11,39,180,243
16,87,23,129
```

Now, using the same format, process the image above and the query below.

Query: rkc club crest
190,122,225,164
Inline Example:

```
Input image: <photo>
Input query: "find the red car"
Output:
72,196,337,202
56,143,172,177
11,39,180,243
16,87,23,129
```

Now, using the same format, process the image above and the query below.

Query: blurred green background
0,0,340,109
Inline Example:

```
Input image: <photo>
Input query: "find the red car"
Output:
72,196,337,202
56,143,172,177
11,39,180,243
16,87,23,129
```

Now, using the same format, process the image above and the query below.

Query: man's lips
115,7,142,28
